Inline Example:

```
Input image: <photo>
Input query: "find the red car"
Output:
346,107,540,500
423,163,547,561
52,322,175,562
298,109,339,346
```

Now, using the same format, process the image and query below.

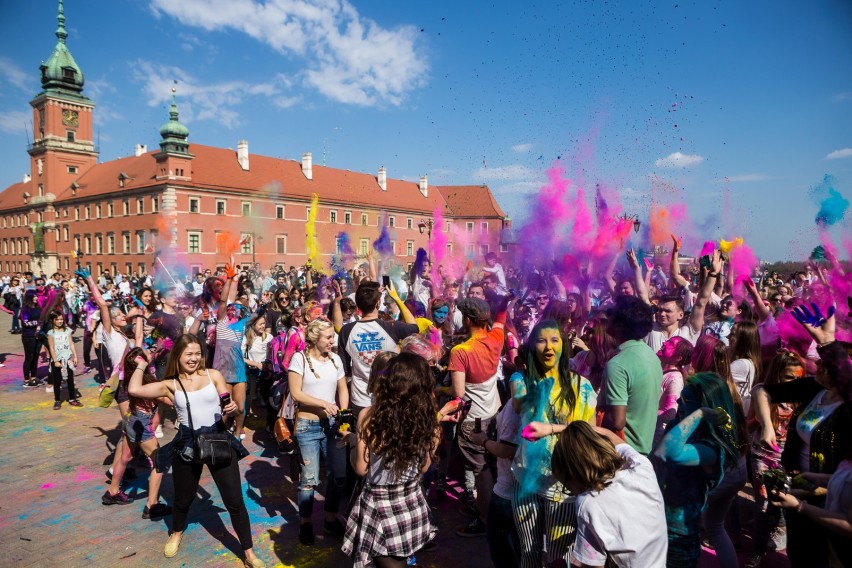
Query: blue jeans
295,416,346,519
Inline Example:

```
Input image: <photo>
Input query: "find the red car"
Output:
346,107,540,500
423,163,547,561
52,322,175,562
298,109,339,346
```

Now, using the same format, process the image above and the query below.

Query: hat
457,297,491,323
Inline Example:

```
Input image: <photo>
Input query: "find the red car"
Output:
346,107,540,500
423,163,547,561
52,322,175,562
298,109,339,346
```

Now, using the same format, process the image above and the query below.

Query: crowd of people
1,243,850,568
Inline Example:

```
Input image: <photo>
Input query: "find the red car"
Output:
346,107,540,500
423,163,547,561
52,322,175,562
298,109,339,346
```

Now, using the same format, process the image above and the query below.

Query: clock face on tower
62,109,79,127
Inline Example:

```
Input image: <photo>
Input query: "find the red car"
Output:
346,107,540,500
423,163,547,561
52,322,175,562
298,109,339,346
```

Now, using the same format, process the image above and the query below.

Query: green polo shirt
603,339,664,455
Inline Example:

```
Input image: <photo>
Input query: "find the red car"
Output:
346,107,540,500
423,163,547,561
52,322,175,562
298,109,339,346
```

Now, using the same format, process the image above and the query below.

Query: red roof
0,145,506,220
436,185,507,218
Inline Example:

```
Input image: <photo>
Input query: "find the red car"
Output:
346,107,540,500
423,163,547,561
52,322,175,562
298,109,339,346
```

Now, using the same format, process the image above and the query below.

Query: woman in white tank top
128,334,266,568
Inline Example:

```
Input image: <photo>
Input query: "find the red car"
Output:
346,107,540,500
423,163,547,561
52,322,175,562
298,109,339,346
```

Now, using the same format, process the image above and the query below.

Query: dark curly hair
361,352,438,478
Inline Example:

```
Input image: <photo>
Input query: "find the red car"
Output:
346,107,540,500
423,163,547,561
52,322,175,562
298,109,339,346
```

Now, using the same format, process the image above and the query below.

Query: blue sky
1,0,851,261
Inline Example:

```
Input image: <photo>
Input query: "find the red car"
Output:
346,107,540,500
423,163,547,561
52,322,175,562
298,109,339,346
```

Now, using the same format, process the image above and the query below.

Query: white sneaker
155,424,164,439
45,384,52,393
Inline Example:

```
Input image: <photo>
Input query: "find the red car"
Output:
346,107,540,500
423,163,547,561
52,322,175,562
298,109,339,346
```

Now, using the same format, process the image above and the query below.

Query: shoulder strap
174,375,196,436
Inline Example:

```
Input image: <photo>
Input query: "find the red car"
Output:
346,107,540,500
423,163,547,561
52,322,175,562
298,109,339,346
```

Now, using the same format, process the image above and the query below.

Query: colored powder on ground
305,193,320,266
40,483,54,489
810,175,849,227
72,466,99,483
516,376,555,500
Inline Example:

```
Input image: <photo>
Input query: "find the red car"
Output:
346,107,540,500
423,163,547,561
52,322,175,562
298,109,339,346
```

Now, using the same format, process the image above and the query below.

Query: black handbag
174,376,232,466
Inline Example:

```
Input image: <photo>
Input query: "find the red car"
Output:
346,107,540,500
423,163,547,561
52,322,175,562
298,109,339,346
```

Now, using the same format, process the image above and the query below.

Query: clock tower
28,0,98,201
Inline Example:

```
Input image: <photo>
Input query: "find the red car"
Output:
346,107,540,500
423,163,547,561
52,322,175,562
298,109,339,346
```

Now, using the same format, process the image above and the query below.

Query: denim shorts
125,411,155,443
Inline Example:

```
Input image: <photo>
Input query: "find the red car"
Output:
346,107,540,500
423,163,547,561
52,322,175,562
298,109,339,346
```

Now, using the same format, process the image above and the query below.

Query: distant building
0,1,515,278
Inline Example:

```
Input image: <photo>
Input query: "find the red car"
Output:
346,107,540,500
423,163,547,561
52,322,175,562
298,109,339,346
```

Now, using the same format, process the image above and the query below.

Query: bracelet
550,424,555,436
708,272,719,278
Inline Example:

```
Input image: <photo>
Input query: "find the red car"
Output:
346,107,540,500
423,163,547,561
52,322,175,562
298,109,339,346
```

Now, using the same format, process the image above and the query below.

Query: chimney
419,175,428,197
134,144,147,157
237,140,249,171
377,166,387,191
23,173,32,183
301,152,313,180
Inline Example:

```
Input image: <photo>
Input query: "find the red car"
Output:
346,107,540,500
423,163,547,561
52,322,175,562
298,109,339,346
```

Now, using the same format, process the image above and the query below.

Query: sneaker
769,526,787,551
102,490,133,505
324,518,345,539
69,400,83,407
459,504,479,519
142,503,172,519
53,401,62,410
455,517,486,537
24,379,39,388
745,552,766,568
155,424,164,439
46,384,53,393
299,523,315,545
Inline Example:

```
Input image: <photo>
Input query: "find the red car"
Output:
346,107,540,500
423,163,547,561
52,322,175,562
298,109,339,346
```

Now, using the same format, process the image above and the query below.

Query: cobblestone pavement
0,311,789,567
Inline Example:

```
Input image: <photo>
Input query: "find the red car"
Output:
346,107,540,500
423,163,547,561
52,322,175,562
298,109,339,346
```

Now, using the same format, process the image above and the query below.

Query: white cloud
0,110,31,135
512,143,532,153
474,164,537,182
134,60,298,128
654,152,705,169
724,173,771,182
826,148,852,160
150,0,428,107
832,92,852,102
0,57,31,91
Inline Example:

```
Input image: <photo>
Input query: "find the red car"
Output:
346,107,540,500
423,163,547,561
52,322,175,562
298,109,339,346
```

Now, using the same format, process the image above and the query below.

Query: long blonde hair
243,313,268,351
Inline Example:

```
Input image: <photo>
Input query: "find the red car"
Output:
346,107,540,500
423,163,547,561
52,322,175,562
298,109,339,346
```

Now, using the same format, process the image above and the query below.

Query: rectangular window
500,243,509,253
480,244,489,255
189,198,200,213
63,208,68,218
107,234,115,254
330,211,337,224
466,244,475,255
388,216,395,228
359,239,369,256
241,234,252,254
275,205,284,219
390,240,397,255
107,202,114,217
137,198,144,214
122,232,130,253
466,222,474,233
344,211,351,224
66,131,75,142
276,235,287,255
84,235,91,254
407,241,414,256
361,213,368,226
242,202,251,217
96,204,102,219
481,222,488,233
407,218,413,230
218,200,227,215
123,200,129,216
136,232,145,253
138,263,145,275
95,234,103,254
447,243,453,254
188,232,201,253
152,197,159,213
85,206,90,220
62,226,69,241
67,166,78,174
74,236,80,252
64,258,70,270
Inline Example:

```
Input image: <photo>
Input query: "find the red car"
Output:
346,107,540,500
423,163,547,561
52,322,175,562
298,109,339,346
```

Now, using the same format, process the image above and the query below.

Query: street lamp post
418,218,433,241
618,213,641,234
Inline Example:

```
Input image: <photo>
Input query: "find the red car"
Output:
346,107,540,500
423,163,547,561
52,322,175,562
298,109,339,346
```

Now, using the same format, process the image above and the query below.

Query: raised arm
743,278,770,323
331,280,344,333
626,249,650,305
388,280,416,324
688,250,720,333
127,355,171,400
604,251,619,295
217,264,239,320
669,234,690,288
76,268,113,334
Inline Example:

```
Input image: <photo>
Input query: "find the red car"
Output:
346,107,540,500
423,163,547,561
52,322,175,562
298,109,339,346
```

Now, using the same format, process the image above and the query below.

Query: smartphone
699,255,712,270
382,275,391,288
219,392,232,409
474,417,482,433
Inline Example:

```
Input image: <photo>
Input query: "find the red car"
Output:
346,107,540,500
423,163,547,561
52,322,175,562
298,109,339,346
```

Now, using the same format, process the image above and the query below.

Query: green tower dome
40,0,84,93
158,89,190,154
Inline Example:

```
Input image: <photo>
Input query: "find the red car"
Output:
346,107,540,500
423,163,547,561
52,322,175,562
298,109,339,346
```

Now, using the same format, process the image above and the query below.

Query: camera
761,467,791,495
177,442,196,463
332,409,356,438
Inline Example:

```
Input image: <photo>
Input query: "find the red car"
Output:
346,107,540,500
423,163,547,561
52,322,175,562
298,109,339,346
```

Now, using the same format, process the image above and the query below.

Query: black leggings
49,361,77,402
22,335,40,380
171,454,254,550
374,556,407,568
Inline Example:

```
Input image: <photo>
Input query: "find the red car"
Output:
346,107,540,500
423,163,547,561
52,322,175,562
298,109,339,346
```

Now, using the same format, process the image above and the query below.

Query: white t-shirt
493,400,521,500
242,334,272,363
99,327,129,373
645,324,699,354
289,351,344,404
731,358,755,414
571,444,668,567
